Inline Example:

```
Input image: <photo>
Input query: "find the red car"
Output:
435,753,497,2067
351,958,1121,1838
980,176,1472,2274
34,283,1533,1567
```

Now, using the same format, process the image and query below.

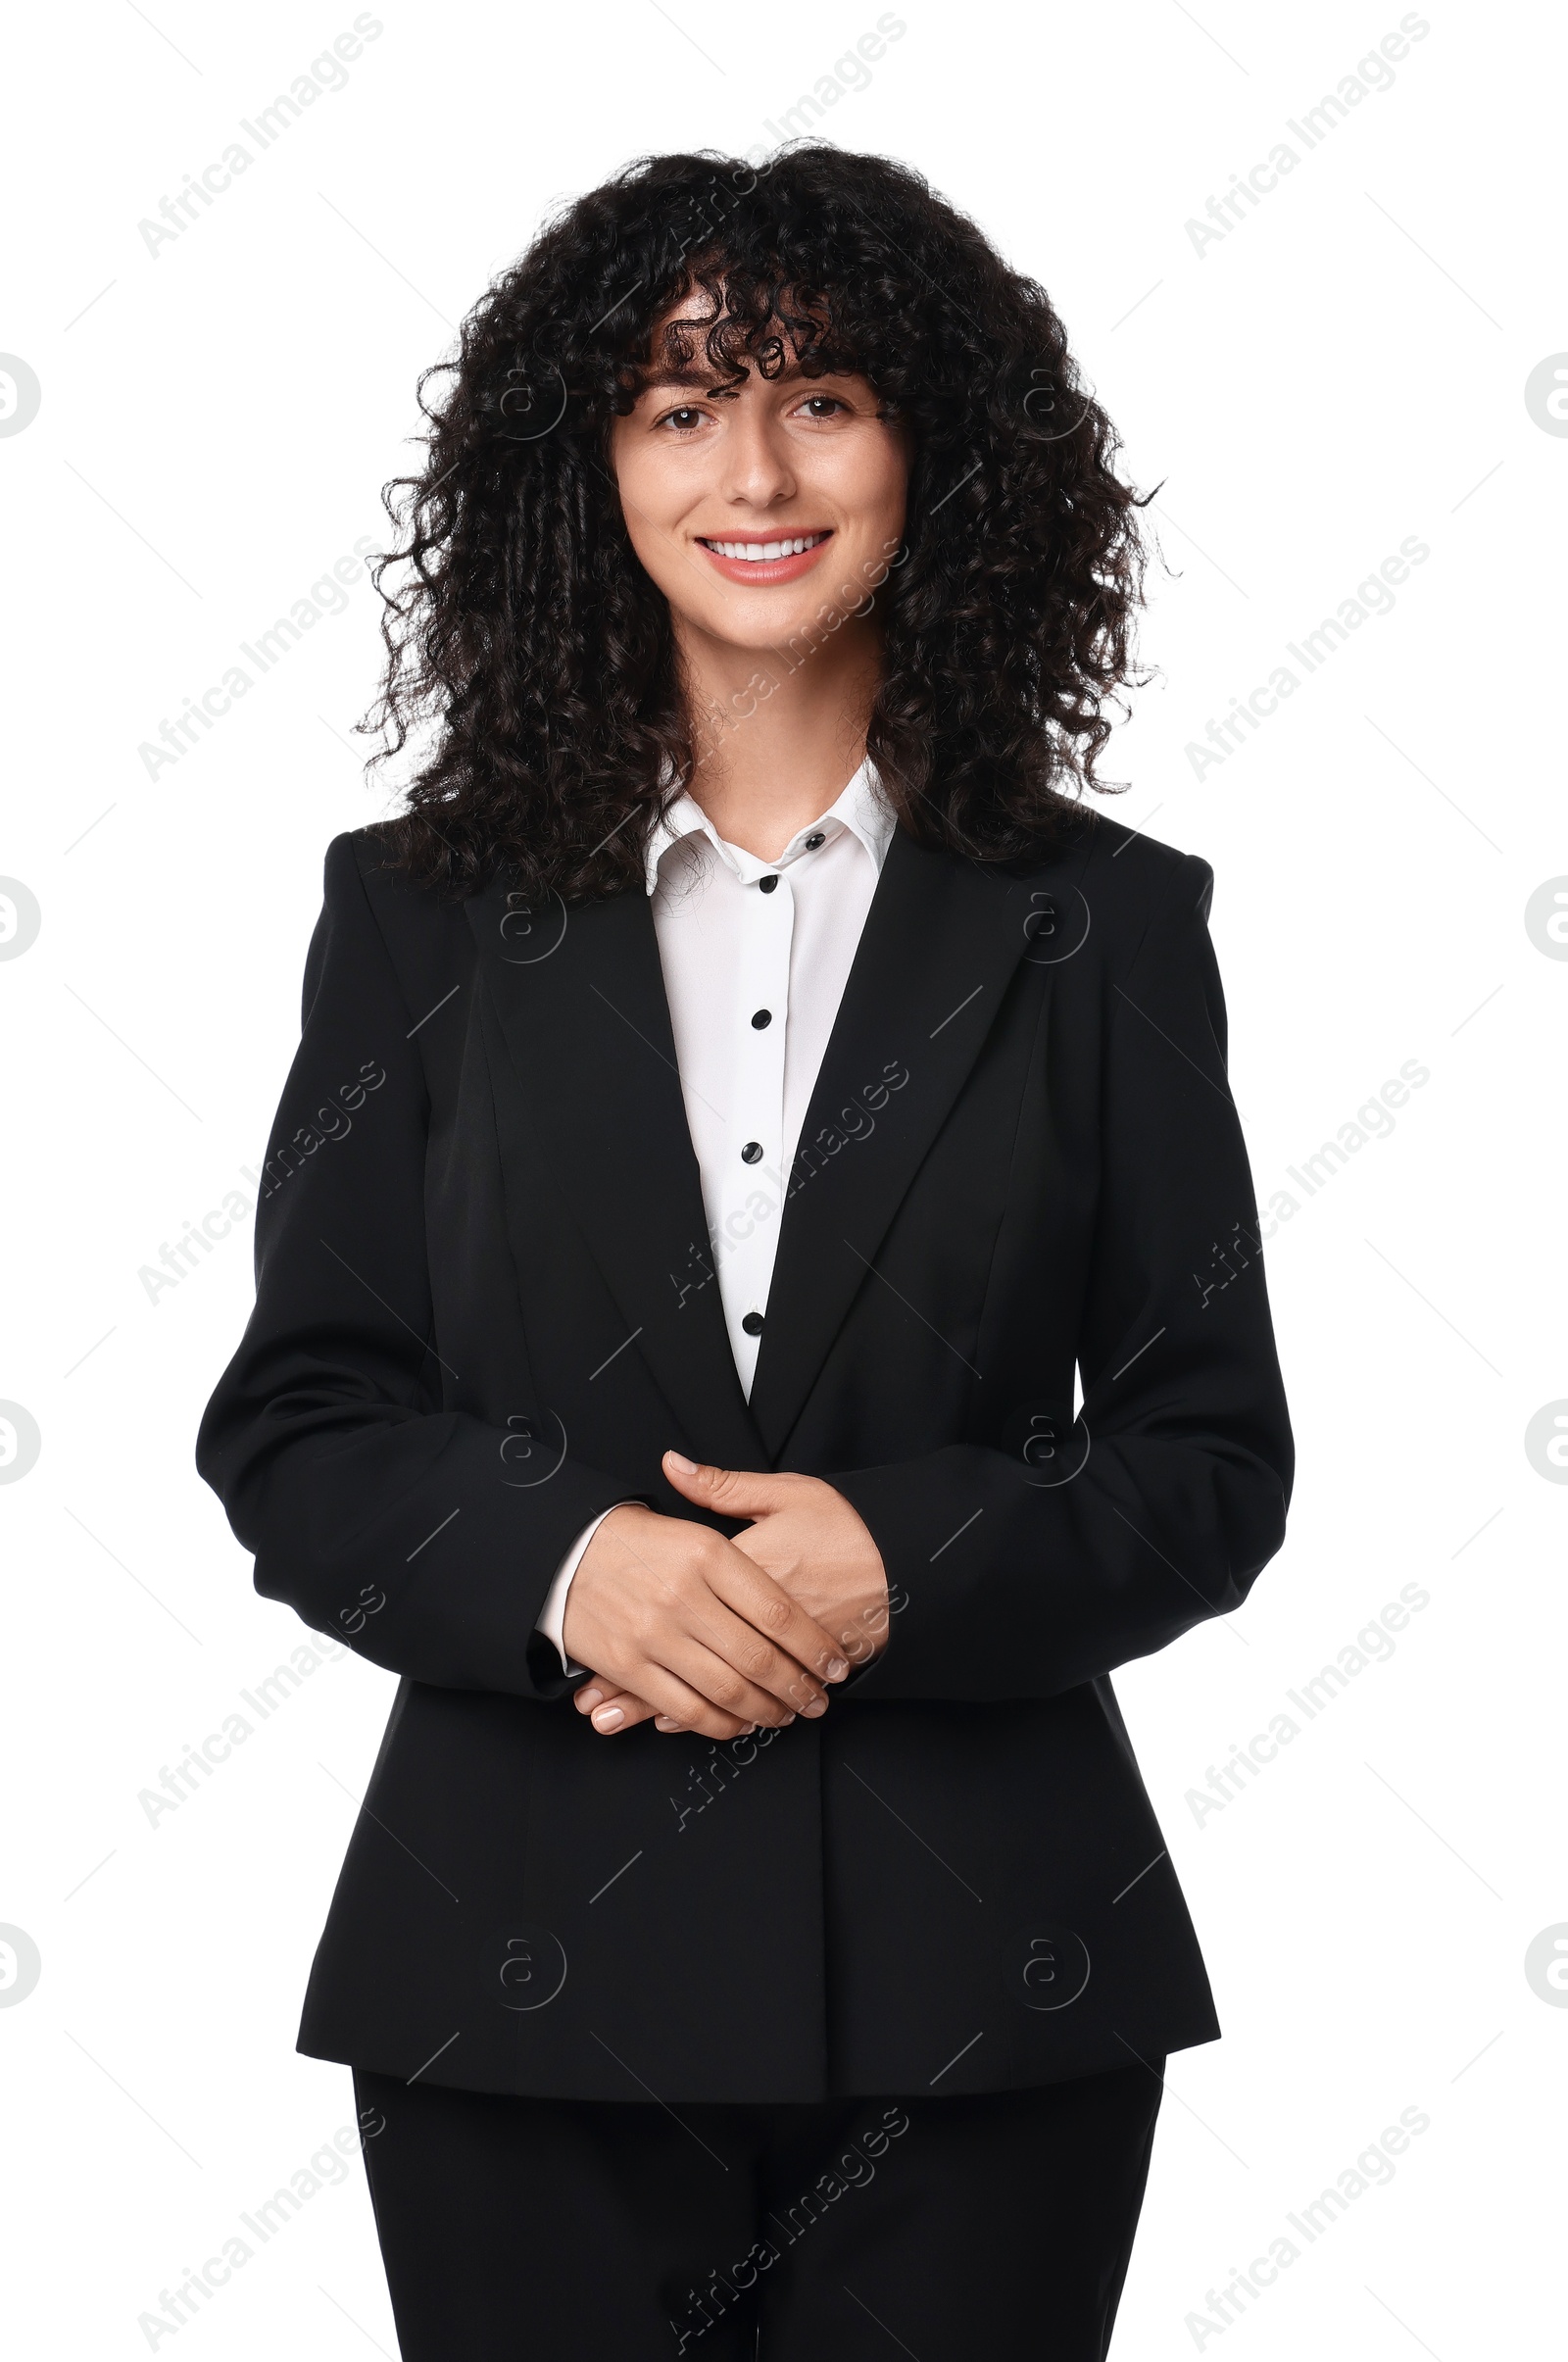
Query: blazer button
751,1009,772,1029
758,874,779,894
741,1311,765,1336
741,1141,763,1163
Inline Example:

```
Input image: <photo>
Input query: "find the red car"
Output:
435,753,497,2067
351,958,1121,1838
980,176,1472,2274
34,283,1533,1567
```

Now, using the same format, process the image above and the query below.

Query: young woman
198,144,1293,2361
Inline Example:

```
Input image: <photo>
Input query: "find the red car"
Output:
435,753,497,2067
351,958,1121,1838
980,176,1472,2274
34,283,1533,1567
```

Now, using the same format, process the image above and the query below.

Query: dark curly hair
365,143,1152,902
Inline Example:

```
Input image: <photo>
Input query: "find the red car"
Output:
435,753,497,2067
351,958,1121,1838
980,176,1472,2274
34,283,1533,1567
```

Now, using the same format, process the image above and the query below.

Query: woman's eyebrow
641,369,866,412
638,355,834,396
640,371,729,393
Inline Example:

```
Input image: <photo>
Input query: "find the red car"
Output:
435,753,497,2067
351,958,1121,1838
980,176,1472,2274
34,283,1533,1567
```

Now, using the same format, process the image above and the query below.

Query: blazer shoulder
322,822,470,948
1058,811,1215,952
316,824,477,1046
328,820,414,901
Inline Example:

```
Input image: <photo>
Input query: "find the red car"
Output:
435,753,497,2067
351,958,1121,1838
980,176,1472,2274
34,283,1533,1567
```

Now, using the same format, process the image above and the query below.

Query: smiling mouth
697,530,832,563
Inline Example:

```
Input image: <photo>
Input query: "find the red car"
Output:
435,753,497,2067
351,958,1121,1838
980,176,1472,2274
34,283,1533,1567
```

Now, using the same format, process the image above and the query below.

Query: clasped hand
564,1452,889,1740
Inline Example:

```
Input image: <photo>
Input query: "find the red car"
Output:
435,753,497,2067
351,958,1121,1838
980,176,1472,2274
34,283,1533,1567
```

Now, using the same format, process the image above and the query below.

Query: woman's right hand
561,1502,851,1740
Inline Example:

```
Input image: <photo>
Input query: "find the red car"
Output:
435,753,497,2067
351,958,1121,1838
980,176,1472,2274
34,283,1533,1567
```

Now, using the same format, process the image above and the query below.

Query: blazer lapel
465,876,766,1470
747,826,1057,1462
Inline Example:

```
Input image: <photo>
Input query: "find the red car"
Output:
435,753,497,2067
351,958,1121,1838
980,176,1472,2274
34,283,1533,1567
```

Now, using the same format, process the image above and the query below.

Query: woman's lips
695,529,833,585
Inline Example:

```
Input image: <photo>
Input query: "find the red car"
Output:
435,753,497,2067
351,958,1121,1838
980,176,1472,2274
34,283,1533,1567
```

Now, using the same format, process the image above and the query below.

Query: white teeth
705,533,825,562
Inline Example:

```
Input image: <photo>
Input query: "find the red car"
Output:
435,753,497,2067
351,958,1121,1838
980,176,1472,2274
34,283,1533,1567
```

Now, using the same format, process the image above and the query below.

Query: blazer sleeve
832,854,1294,1702
194,834,634,1700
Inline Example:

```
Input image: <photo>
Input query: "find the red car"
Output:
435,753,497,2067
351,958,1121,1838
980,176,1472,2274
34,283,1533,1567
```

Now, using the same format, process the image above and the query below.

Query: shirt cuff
535,1504,630,1676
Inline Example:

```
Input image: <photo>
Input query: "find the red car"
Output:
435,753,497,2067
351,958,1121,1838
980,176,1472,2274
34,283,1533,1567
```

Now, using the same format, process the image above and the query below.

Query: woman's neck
674,611,886,861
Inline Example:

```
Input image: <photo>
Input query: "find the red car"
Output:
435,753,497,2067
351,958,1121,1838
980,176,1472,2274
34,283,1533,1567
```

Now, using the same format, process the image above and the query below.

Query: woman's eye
661,407,707,431
800,395,847,419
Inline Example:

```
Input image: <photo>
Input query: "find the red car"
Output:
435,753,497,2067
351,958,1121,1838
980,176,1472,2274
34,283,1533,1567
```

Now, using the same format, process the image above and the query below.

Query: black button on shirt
758,874,779,894
741,1141,763,1164
741,1310,765,1337
804,832,825,849
751,1009,772,1029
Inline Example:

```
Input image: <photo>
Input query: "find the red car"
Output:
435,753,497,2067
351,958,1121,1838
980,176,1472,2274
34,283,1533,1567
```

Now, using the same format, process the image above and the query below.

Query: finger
573,1669,661,1732
574,1518,828,1722
638,1661,771,1744
585,1653,759,1744
586,1512,811,1709
662,1452,788,1520
617,1530,831,1715
705,1554,852,1689
669,1636,824,1731
723,1532,875,1668
669,1589,832,1718
653,1713,760,1735
574,1677,655,1719
587,1690,661,1734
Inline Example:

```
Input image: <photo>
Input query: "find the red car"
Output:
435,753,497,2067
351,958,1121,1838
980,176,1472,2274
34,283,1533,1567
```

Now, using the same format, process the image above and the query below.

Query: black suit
197,812,1292,2110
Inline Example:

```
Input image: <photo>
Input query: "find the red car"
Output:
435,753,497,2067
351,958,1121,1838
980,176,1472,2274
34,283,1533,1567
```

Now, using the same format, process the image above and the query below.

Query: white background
2,1,1564,2354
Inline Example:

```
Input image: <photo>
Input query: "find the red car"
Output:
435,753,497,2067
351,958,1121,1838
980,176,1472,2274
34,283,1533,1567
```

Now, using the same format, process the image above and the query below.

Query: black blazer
196,812,1292,2103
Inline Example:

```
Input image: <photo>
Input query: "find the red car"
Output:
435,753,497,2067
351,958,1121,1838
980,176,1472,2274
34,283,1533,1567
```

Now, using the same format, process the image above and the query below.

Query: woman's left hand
574,1452,889,1736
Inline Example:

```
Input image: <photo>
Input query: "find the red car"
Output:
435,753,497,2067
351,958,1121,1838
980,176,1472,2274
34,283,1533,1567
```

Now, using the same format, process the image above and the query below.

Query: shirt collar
643,757,896,896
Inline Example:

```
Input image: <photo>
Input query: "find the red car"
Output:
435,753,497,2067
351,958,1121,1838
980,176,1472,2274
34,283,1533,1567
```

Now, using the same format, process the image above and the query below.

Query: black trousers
353,2059,1164,2360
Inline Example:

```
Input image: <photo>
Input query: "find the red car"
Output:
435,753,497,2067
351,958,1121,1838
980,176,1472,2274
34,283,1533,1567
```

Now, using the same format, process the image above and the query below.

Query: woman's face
609,309,911,658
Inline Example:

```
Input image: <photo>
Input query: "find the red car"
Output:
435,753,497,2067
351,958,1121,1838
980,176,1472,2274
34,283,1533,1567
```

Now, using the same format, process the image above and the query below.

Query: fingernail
655,1716,682,1731
664,1451,699,1474
593,1706,624,1730
825,1657,849,1681
782,1712,797,1725
578,1688,604,1709
803,1698,828,1717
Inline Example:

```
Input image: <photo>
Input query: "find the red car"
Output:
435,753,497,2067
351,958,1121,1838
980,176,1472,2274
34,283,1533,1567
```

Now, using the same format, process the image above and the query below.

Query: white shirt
535,758,896,1671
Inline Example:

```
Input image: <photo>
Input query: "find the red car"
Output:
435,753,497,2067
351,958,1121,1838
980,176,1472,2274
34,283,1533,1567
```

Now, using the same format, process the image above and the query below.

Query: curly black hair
364,143,1151,901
